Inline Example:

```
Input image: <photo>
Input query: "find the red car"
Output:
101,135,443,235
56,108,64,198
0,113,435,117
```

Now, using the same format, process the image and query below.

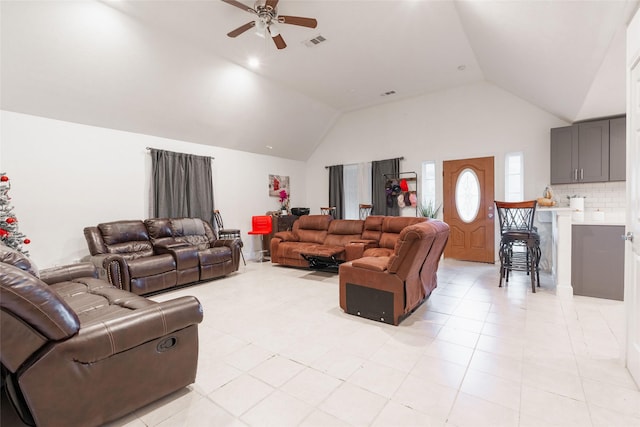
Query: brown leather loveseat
84,217,241,295
0,244,203,427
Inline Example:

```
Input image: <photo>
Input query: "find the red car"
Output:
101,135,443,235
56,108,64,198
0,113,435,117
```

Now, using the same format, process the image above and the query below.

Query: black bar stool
494,200,541,292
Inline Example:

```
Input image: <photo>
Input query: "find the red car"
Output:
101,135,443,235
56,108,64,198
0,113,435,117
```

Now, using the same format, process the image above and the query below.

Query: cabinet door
571,225,624,300
577,120,610,183
550,125,577,184
609,117,626,181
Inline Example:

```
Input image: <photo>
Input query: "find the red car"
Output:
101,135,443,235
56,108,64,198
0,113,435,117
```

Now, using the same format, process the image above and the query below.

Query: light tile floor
2,259,639,427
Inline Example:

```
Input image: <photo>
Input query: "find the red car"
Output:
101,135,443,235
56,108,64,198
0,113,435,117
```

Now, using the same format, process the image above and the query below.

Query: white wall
0,111,306,267
305,82,570,257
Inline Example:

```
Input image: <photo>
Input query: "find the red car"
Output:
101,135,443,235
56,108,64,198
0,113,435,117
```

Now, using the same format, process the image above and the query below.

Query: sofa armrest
273,231,298,241
70,296,203,363
155,244,199,270
88,254,131,292
40,262,98,285
351,256,389,272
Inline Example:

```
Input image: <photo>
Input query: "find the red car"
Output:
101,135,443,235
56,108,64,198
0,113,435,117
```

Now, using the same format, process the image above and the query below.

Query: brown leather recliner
339,219,450,325
0,244,203,427
84,217,241,296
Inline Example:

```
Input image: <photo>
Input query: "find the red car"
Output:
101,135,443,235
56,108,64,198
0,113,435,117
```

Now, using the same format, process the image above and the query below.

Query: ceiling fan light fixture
269,23,280,37
255,19,267,37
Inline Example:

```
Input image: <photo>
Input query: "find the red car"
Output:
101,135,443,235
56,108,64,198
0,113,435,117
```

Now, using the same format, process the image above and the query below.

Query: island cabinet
571,225,625,301
550,119,610,184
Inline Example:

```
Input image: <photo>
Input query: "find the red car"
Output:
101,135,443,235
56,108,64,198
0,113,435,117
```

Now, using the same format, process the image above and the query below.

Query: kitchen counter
536,207,626,298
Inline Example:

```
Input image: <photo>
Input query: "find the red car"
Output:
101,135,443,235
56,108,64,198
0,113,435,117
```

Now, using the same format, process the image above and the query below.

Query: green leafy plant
419,201,441,218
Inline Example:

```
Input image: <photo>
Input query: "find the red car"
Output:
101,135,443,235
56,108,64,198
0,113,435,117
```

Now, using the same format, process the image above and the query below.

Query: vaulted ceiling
1,0,638,160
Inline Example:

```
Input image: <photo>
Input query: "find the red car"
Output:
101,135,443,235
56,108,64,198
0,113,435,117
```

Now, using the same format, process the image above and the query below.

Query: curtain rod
146,147,214,160
325,156,404,169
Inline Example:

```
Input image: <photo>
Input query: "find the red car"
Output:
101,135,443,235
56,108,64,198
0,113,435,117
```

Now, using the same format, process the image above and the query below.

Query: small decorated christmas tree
0,173,31,255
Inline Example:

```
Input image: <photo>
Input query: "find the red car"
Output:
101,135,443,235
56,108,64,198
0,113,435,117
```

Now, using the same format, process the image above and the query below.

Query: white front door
625,6,640,388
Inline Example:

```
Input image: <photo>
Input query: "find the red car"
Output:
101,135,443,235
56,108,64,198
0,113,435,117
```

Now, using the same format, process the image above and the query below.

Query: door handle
488,213,494,219
574,169,578,181
623,232,634,242
580,169,584,180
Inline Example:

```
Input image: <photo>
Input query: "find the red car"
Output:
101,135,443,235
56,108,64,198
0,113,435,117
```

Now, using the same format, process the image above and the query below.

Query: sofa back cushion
145,218,175,247
293,215,331,244
361,216,384,242
97,220,154,258
378,217,425,249
171,218,214,250
324,220,364,246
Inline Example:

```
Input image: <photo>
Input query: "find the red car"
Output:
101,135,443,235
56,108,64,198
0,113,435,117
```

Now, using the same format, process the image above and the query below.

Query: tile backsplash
548,181,626,212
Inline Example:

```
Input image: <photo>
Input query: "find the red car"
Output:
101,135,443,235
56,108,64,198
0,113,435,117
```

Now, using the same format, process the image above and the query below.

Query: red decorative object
23,239,31,244
0,229,9,237
6,217,16,224
0,175,8,182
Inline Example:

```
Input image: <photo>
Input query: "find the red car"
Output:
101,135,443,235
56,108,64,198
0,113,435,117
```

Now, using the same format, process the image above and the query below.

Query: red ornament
0,176,8,182
23,239,31,244
0,229,8,237
6,217,16,224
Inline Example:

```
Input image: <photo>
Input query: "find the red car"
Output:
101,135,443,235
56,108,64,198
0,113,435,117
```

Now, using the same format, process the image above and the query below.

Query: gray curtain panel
328,165,344,219
372,158,400,216
151,149,214,225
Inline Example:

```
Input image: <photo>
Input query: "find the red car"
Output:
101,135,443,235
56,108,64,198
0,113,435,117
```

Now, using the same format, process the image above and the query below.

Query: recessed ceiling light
380,90,396,97
457,65,466,71
248,57,260,69
265,145,273,150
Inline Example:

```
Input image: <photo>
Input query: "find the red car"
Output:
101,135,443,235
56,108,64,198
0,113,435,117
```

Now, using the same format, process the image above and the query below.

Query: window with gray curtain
372,158,400,216
150,149,214,225
328,165,344,219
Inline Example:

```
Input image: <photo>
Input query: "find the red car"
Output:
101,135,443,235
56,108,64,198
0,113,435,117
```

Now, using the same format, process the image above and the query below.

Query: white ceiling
1,0,638,160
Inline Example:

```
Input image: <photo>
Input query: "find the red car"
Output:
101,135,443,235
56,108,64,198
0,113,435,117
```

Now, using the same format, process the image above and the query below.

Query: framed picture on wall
269,174,290,197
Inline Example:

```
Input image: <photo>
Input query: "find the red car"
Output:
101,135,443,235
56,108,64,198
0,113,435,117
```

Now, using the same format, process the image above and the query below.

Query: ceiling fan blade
272,34,287,50
221,0,255,13
227,21,255,38
278,15,318,28
265,0,279,10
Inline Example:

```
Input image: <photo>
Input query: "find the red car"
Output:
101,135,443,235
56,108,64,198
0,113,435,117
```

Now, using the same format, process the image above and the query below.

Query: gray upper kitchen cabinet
550,118,620,184
550,125,577,184
609,116,626,181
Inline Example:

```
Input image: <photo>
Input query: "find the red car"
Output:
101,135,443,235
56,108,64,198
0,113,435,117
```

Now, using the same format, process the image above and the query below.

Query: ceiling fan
221,0,318,50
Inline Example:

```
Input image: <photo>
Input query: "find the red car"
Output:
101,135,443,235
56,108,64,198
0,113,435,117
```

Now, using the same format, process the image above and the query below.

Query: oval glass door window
455,168,480,223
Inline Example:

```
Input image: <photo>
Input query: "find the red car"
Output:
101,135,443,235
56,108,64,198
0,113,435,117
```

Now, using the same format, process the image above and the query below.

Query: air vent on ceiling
304,35,327,47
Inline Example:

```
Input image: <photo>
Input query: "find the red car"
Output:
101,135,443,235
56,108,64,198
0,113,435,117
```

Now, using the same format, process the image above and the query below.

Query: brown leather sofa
270,215,426,269
339,219,450,325
0,244,203,427
84,217,241,295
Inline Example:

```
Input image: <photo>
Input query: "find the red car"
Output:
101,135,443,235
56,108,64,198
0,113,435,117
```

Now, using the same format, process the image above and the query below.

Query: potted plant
419,200,441,219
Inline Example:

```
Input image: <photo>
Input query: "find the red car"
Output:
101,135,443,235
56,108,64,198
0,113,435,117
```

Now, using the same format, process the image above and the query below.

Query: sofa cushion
145,218,173,239
198,247,231,265
363,247,395,257
127,254,176,278
99,220,149,245
378,217,425,249
172,218,211,250
324,220,364,246
361,216,384,242
295,244,345,258
0,243,39,277
107,241,155,257
278,242,318,259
